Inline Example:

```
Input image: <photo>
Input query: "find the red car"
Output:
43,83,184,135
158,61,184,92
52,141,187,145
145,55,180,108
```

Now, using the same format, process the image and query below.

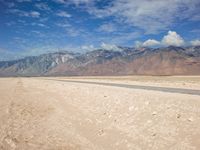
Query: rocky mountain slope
0,46,200,76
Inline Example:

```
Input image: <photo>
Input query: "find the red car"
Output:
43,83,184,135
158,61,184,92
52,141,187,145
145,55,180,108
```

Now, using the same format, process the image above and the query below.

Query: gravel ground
0,77,200,150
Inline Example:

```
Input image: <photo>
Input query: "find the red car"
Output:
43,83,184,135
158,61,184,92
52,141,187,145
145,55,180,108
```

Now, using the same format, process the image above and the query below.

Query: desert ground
0,76,200,150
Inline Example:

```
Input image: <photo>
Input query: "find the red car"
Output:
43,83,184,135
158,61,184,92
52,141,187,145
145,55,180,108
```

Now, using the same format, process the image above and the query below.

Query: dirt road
0,77,200,150
46,78,200,96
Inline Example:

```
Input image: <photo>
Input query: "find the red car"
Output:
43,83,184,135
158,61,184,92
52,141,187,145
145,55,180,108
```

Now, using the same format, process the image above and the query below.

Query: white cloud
31,23,47,27
81,45,94,51
56,11,71,18
16,0,31,2
56,21,71,28
101,42,122,51
135,31,186,47
134,39,160,48
66,28,81,37
162,31,185,46
29,11,40,18
35,3,51,11
53,0,65,3
142,39,160,47
134,41,143,48
98,23,116,33
8,9,40,18
88,0,200,34
191,40,200,46
70,0,91,5
53,0,92,5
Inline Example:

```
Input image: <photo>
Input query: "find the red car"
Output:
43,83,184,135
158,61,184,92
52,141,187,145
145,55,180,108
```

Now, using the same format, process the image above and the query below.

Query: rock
152,133,157,136
187,117,194,122
177,114,181,119
98,129,104,136
152,111,157,116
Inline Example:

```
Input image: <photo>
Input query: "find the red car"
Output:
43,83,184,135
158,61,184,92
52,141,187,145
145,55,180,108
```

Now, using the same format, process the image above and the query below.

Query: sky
0,0,200,60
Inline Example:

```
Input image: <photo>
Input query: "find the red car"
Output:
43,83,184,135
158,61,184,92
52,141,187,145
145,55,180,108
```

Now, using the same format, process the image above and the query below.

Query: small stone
152,133,157,136
98,129,104,136
177,114,181,119
145,101,150,105
152,111,157,116
187,117,194,122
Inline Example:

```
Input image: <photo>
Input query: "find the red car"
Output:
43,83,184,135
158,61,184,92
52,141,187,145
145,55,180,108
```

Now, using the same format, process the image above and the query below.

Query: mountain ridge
0,46,200,76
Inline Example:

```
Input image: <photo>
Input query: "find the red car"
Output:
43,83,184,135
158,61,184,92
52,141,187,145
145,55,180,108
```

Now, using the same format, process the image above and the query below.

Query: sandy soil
0,77,200,150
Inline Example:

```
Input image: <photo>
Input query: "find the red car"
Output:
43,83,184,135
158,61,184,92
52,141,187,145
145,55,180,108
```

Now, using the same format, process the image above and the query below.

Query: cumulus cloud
142,39,160,47
191,40,200,46
101,42,122,51
56,11,71,18
135,31,185,47
162,31,185,46
134,39,160,48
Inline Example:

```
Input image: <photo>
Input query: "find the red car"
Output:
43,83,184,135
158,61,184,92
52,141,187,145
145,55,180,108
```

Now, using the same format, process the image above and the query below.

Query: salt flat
0,77,200,150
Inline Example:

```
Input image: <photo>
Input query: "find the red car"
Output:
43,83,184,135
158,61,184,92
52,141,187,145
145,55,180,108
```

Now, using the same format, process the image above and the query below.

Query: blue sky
0,0,200,60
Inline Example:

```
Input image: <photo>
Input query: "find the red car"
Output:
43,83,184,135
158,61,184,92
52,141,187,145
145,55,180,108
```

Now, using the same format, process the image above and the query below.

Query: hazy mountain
0,52,77,76
0,46,200,76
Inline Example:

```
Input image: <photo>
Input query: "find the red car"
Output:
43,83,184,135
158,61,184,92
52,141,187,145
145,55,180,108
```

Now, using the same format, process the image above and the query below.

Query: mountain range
0,46,200,76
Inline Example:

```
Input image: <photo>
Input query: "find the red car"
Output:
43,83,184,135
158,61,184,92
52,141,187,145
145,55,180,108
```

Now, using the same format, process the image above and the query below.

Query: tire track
1,78,26,150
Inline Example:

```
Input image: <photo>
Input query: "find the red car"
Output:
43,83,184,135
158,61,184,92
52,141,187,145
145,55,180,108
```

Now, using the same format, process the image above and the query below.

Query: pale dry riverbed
0,76,200,150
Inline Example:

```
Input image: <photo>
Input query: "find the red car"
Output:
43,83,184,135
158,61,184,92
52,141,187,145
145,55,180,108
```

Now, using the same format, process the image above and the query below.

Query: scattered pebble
152,133,157,136
177,114,181,119
152,111,157,116
187,117,194,122
98,129,104,136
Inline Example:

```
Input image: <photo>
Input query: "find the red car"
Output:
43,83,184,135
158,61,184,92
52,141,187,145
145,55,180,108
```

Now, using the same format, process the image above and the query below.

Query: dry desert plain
0,76,200,150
